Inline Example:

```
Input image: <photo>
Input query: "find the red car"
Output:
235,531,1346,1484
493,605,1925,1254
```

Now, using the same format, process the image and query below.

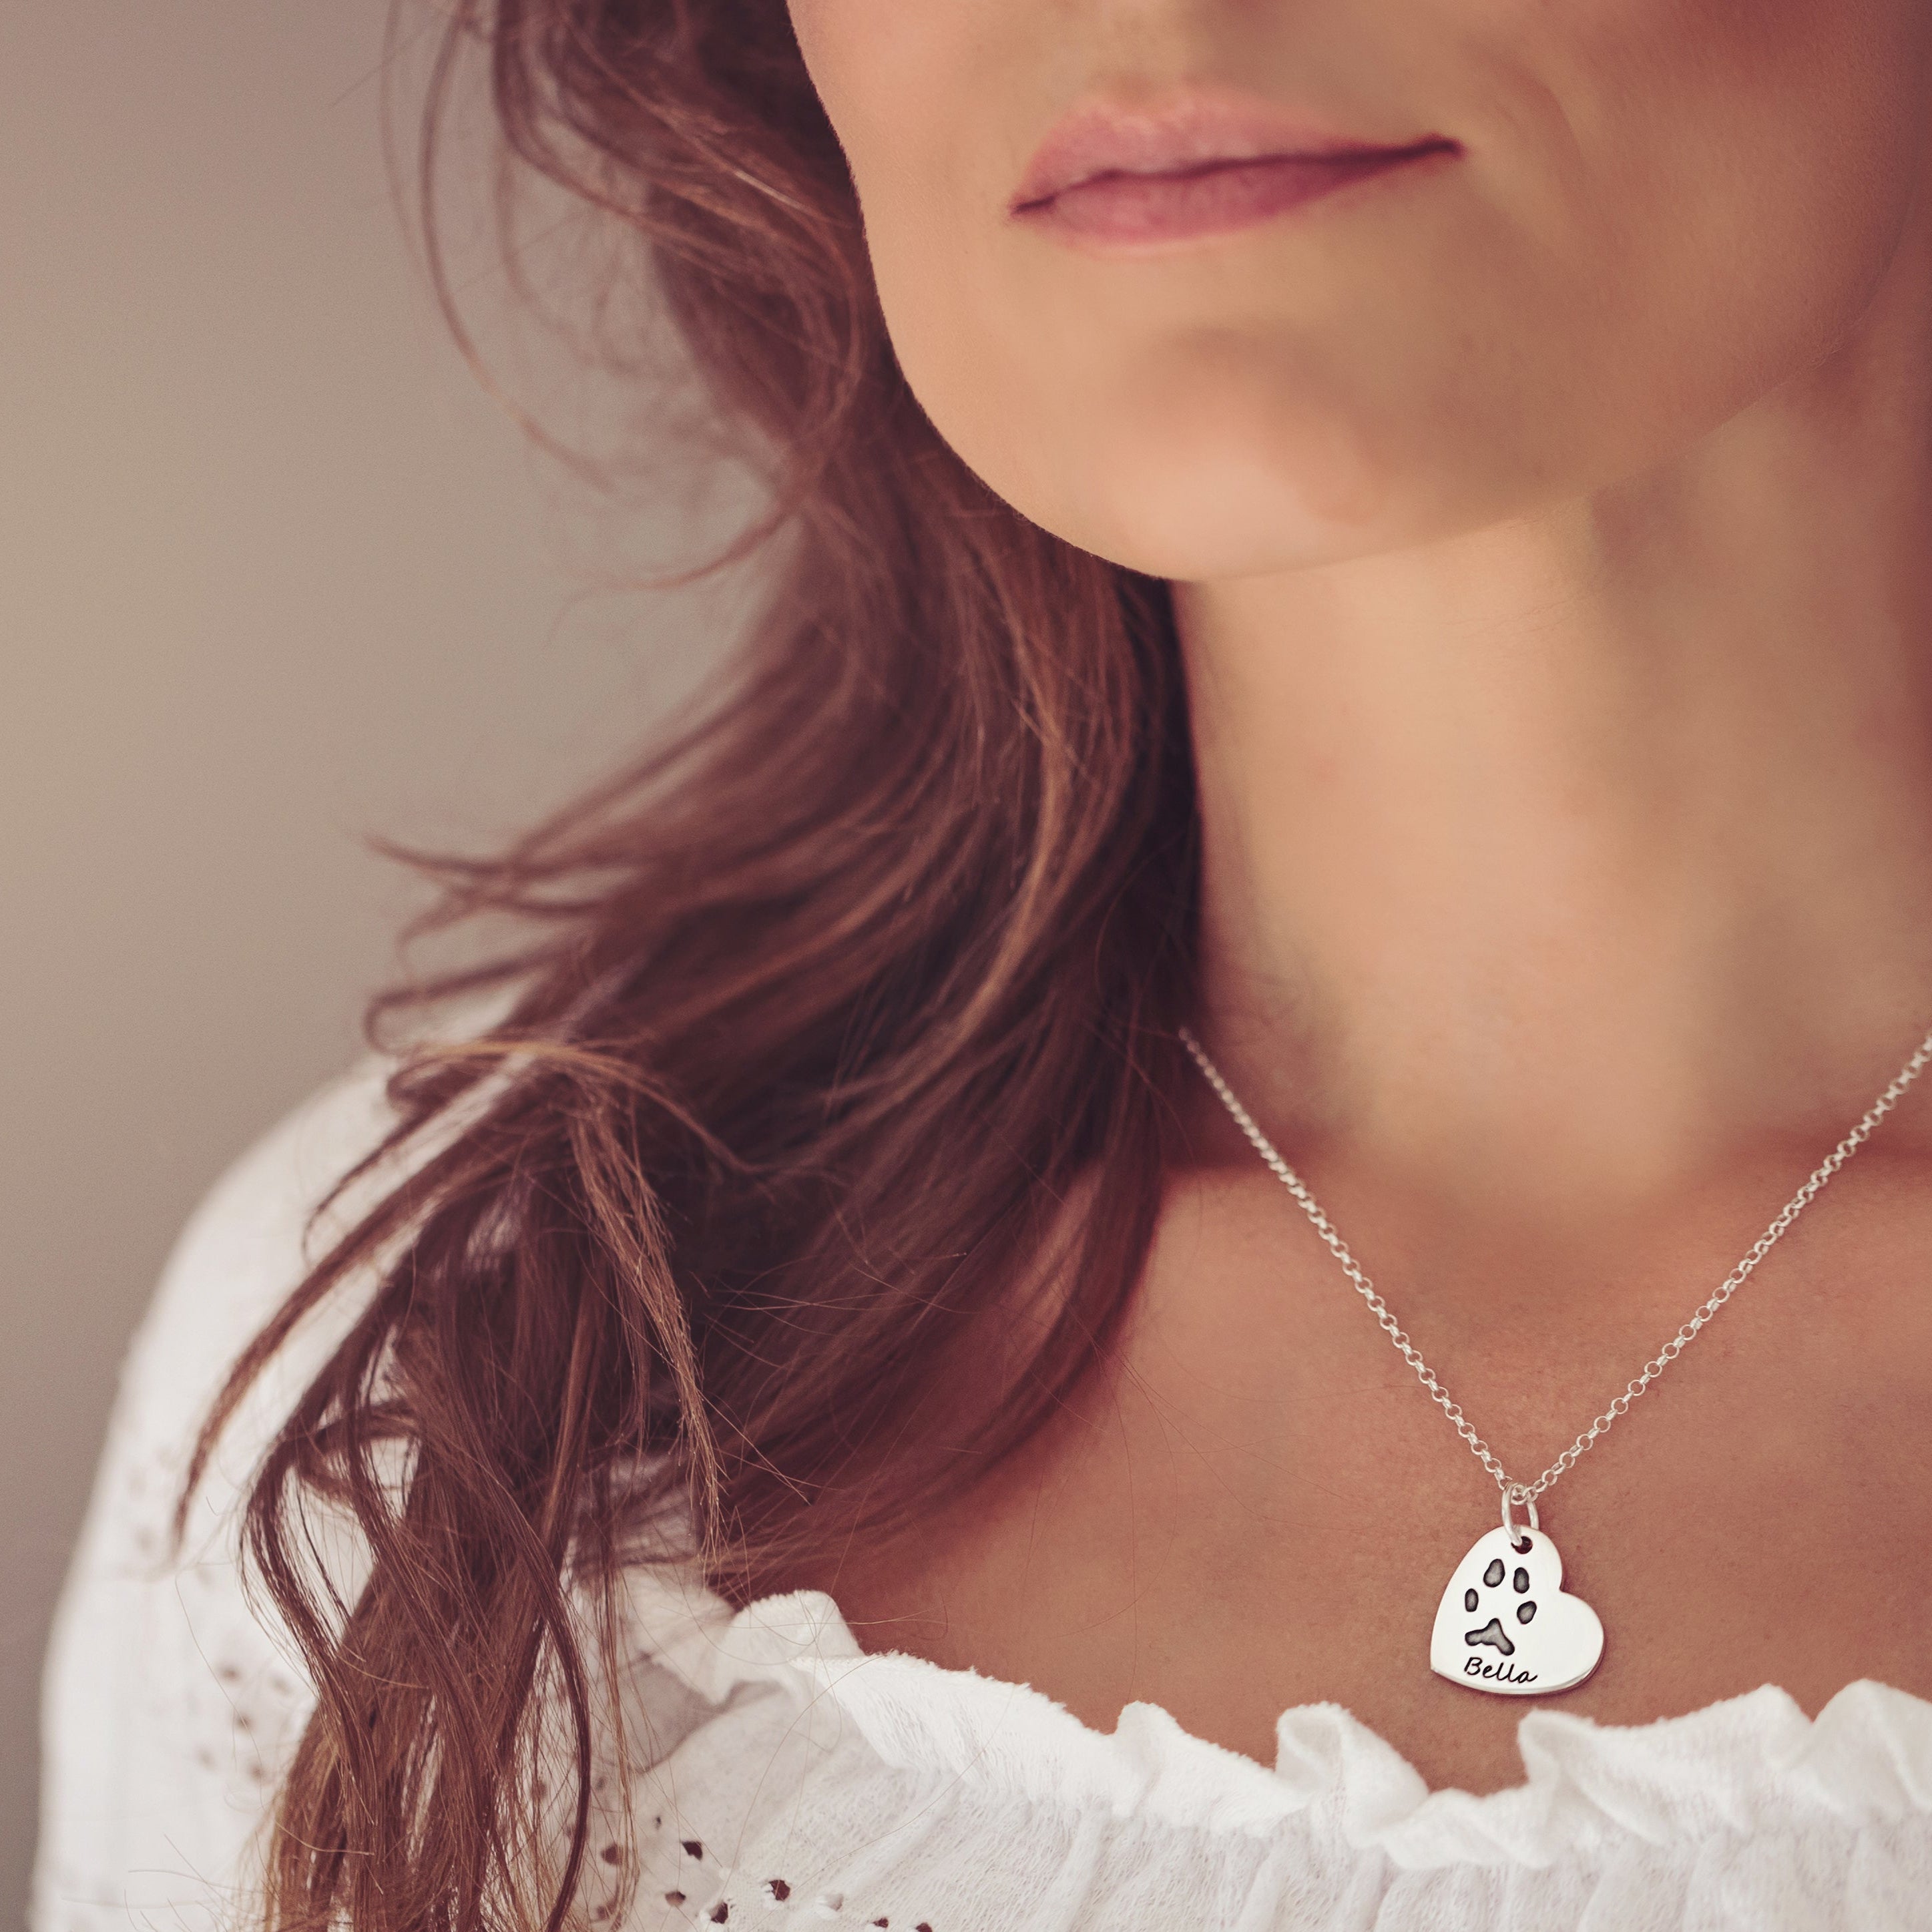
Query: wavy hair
182,3,1199,1927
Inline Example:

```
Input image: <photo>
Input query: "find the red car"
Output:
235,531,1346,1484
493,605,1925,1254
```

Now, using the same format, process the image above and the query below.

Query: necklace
1178,1021,1932,1698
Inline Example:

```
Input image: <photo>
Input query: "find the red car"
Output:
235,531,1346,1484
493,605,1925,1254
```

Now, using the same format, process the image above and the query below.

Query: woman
35,0,1932,1927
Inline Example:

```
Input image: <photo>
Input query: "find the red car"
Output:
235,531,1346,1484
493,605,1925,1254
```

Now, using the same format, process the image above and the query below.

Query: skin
784,0,1932,1793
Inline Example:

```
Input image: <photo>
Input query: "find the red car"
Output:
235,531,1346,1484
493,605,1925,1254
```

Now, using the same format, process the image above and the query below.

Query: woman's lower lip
1015,144,1455,248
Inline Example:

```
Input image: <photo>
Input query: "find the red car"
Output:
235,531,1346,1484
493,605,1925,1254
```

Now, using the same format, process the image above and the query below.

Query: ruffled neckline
620,1569,1932,1870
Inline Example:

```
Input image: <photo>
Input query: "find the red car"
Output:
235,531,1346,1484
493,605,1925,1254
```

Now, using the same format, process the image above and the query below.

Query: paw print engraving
1429,1526,1604,1696
1461,1555,1537,1656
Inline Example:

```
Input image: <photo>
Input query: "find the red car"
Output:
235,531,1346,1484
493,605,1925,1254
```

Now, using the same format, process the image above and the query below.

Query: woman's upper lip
1011,88,1457,212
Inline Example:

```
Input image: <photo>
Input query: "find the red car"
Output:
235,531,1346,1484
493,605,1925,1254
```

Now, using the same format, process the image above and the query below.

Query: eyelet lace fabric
32,1055,1932,1931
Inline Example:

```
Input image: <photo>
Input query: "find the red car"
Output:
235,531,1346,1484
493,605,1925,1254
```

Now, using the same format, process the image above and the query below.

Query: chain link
1179,1023,1932,1507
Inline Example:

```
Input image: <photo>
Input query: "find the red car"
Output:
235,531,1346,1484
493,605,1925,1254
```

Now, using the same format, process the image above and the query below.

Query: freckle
709,1906,728,1924
599,1843,620,1865
666,1892,686,1907
683,1839,704,1859
764,1880,792,1901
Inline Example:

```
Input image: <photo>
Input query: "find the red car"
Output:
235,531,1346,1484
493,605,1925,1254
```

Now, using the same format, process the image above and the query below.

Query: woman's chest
818,1182,1932,1794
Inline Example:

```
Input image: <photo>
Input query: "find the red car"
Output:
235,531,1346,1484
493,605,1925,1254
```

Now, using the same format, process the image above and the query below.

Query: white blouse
32,1053,1932,1932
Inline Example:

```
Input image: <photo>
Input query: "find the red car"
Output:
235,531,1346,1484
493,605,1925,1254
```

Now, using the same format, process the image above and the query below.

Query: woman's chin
995,377,1433,580
1029,459,1419,583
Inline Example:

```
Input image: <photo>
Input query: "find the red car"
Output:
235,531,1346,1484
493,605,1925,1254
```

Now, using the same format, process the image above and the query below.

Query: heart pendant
1429,1523,1604,1696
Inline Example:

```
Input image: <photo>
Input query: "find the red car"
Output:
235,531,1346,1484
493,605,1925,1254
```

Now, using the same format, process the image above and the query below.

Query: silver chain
1178,1021,1932,1508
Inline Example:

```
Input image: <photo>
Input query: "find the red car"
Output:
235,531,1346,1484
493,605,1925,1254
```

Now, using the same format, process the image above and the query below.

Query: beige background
3,5,734,1918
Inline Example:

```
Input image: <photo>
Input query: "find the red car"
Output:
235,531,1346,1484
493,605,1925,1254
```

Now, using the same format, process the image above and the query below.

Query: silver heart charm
1429,1524,1604,1696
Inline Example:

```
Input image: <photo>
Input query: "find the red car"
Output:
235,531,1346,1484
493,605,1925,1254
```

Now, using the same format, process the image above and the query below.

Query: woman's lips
1010,91,1459,248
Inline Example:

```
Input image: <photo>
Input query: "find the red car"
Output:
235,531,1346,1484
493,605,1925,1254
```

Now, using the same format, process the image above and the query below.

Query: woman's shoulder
30,1043,418,1932
128,1051,407,1438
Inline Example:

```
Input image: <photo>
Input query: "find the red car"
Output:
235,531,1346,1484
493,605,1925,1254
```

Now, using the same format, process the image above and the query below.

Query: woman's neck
1176,286,1932,1216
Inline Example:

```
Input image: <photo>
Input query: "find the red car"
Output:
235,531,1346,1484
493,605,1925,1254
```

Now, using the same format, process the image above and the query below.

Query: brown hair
182,3,1198,1927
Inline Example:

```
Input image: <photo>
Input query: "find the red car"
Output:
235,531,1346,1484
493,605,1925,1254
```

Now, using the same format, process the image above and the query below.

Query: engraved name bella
1463,1656,1537,1684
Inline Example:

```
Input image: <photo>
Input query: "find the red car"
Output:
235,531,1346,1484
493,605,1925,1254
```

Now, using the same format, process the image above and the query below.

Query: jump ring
1501,1486,1539,1551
